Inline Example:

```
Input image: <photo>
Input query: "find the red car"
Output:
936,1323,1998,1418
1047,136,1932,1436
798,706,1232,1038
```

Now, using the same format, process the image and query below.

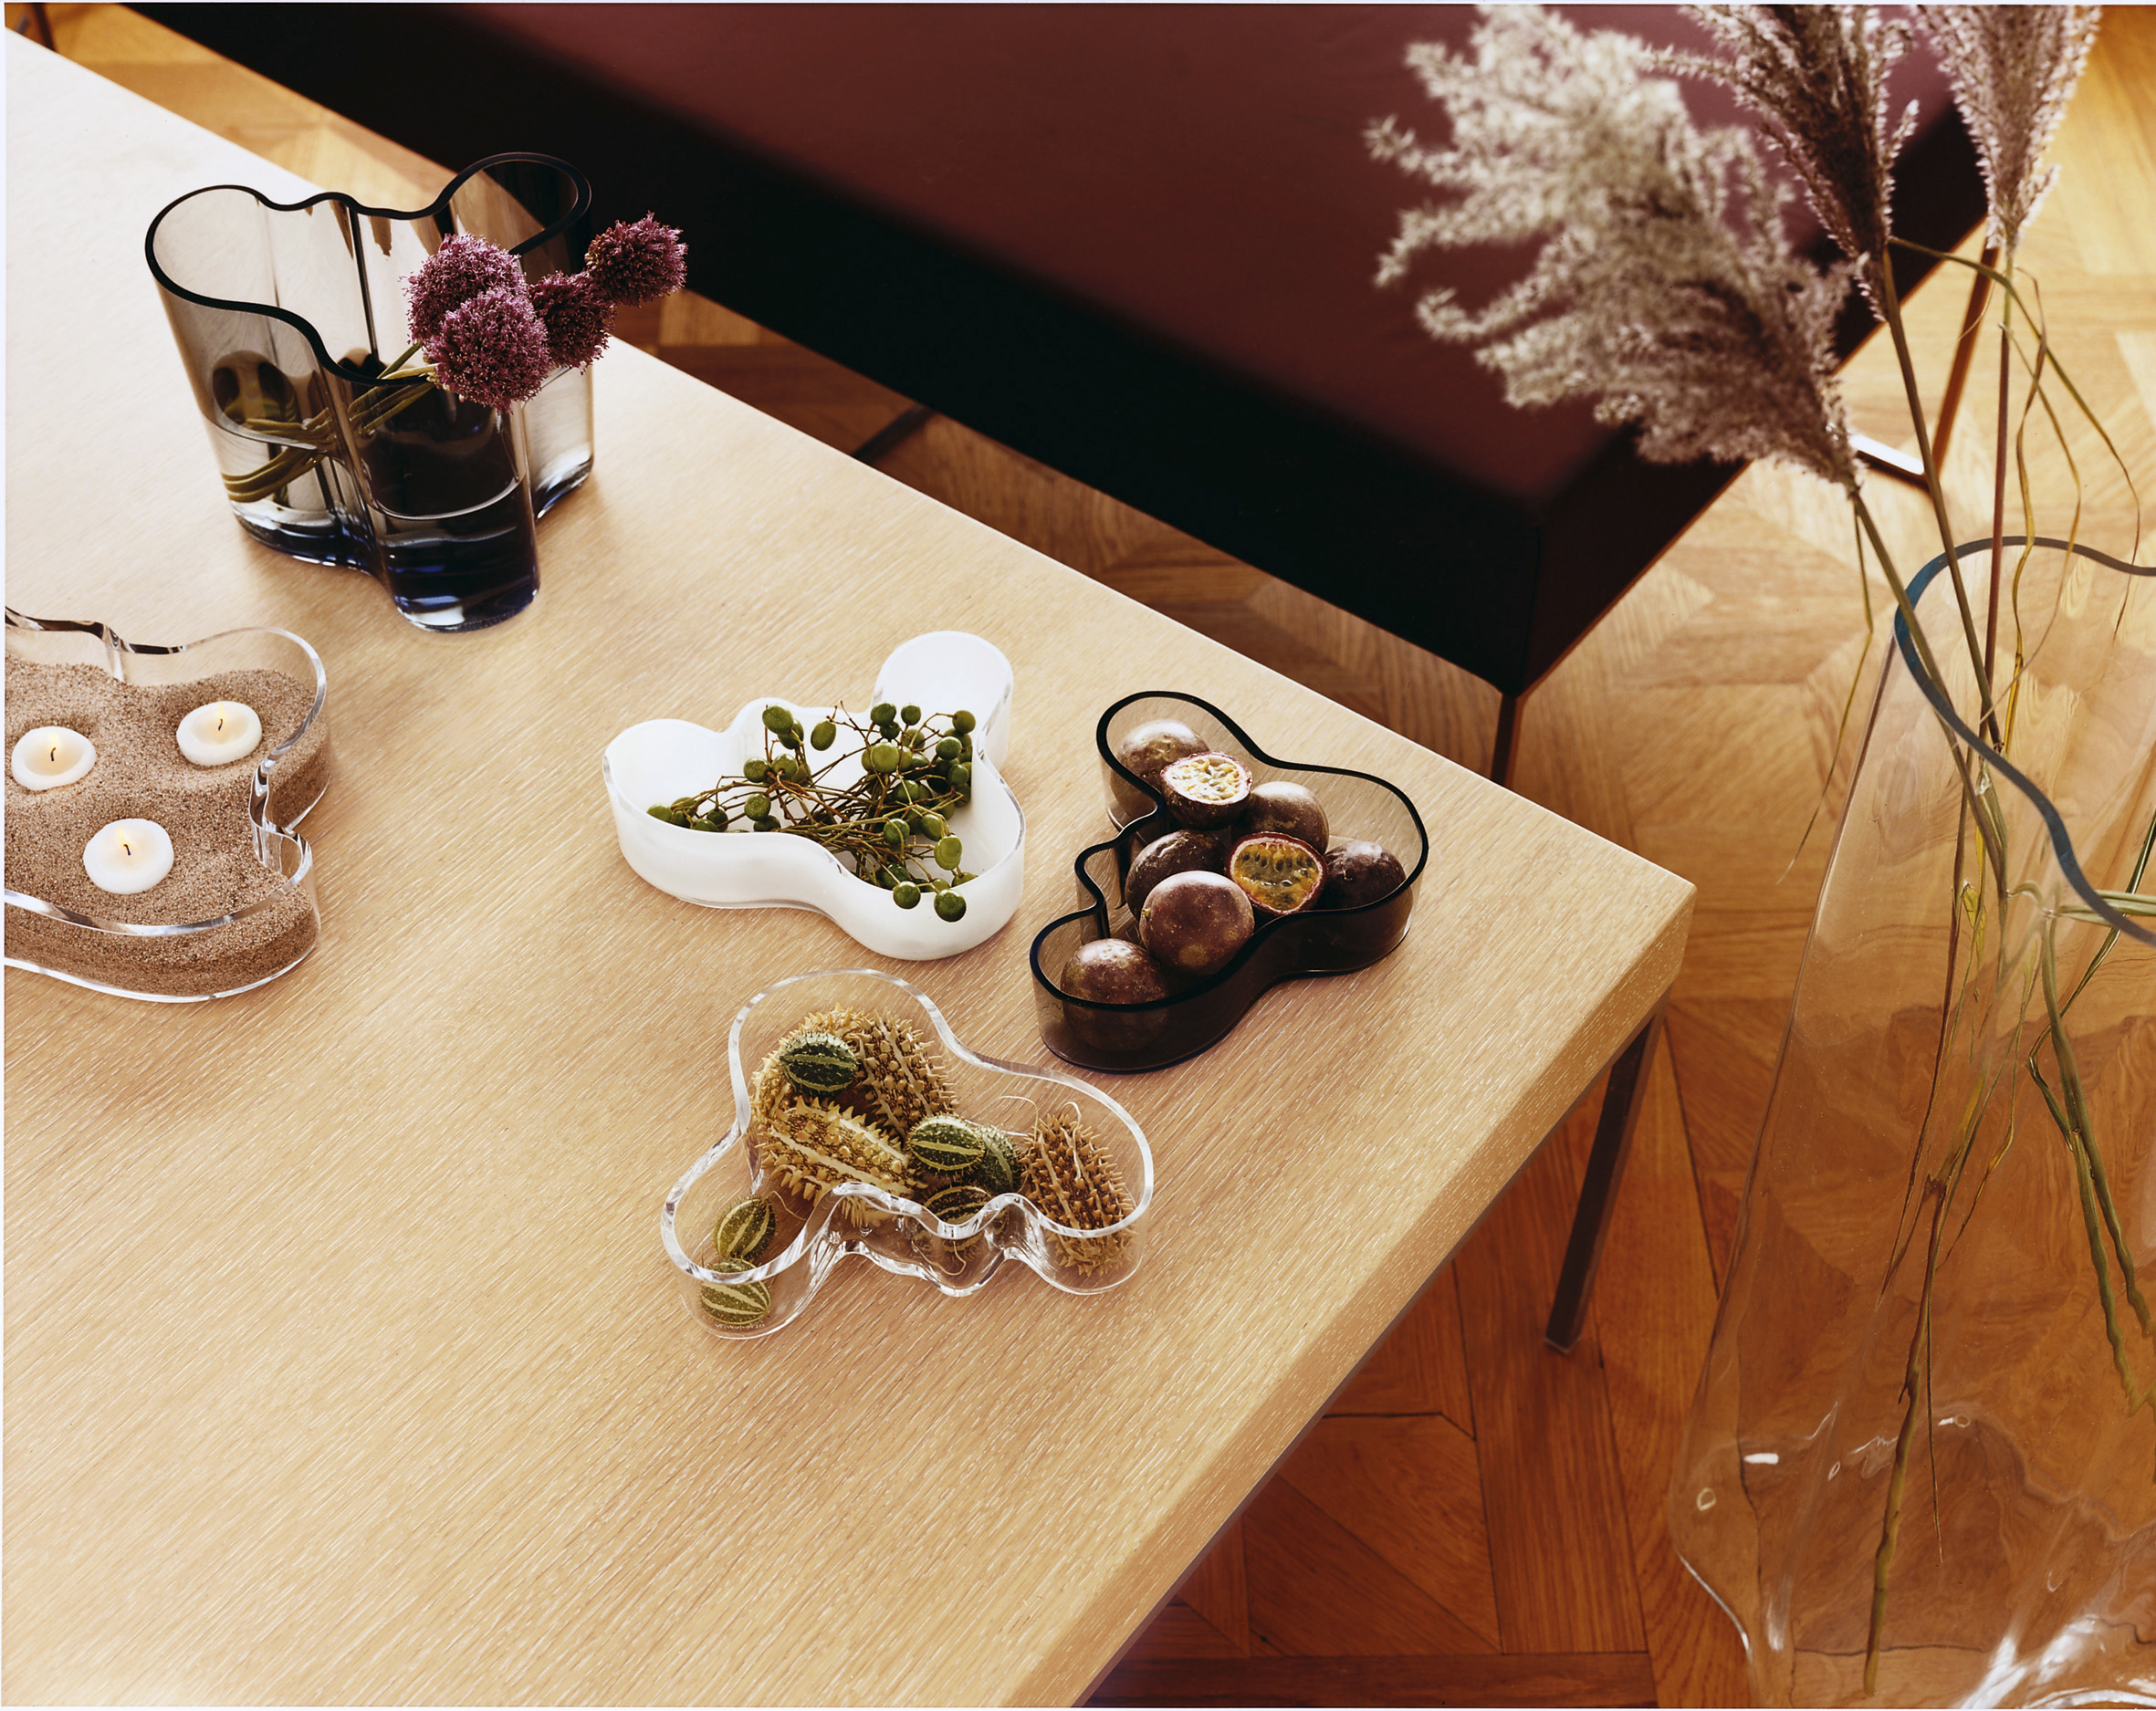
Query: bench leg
1545,1004,1665,1351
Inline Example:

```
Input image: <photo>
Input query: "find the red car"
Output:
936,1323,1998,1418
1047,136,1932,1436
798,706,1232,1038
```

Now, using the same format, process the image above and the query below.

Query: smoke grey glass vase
146,154,593,633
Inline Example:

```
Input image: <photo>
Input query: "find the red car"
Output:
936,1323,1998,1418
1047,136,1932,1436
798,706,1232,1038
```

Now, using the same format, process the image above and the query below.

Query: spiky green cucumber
713,1194,780,1264
800,1007,954,1137
923,1182,992,1226
969,1126,1021,1196
776,1028,858,1095
908,1113,989,1177
699,1257,772,1328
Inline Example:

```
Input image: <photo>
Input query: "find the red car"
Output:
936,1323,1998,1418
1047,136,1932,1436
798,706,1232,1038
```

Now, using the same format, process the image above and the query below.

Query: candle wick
121,839,133,857
49,745,58,764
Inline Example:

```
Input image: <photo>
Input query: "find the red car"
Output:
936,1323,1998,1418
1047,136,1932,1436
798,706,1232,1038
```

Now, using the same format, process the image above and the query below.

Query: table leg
1544,1003,1665,1351
1491,689,1523,788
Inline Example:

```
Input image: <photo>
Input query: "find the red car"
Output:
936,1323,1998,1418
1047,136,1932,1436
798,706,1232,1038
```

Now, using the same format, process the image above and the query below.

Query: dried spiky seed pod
713,1193,780,1264
1020,1108,1136,1274
800,1007,953,1138
748,1062,909,1224
699,1257,772,1328
776,1028,858,1096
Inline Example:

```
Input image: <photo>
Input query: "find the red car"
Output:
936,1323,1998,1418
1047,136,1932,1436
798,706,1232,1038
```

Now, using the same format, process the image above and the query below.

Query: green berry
691,815,723,832
899,703,922,725
947,762,971,798
871,701,897,725
751,815,780,832
936,736,962,759
647,804,675,823
743,757,769,783
762,705,794,736
900,726,923,747
935,836,964,871
937,891,967,921
921,812,947,840
893,882,922,909
883,819,906,848
866,742,902,773
811,719,836,751
951,710,977,734
743,792,771,819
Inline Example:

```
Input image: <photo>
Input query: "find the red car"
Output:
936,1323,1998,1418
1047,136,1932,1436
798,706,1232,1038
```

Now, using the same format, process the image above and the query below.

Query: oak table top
3,39,1692,1706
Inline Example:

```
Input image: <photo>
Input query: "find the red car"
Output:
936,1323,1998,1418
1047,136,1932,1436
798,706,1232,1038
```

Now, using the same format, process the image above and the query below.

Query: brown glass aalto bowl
1029,691,1429,1070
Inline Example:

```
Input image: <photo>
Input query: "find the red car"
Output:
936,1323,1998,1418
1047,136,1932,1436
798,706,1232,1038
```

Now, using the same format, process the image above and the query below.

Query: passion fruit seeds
1156,751,1252,829
647,699,980,919
1227,832,1326,918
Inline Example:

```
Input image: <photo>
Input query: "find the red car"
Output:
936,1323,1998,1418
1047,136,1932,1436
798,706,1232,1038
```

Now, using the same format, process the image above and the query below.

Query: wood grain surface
2,37,1691,1706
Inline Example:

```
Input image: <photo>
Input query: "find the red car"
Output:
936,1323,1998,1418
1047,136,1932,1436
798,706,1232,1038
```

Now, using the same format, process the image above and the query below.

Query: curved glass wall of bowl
603,633,1022,960
1028,691,1429,1071
3,610,330,1001
662,968,1155,1339
145,155,593,632
1668,540,2156,1707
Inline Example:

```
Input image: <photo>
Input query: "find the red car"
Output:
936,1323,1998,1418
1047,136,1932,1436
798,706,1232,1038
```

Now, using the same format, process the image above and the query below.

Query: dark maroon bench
150,5,1980,776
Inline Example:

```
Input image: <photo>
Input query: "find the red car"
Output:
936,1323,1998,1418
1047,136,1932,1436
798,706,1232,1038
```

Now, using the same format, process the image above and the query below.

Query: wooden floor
17,6,2156,1703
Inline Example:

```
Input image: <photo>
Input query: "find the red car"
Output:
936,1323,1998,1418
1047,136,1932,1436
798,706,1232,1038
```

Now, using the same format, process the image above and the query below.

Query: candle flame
215,703,227,734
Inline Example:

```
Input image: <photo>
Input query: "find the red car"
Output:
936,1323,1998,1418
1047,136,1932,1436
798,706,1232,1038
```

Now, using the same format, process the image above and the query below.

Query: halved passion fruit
1157,750,1252,829
1227,832,1326,918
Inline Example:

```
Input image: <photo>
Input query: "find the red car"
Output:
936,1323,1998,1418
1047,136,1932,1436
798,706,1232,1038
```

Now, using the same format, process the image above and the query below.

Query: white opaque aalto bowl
602,632,1023,960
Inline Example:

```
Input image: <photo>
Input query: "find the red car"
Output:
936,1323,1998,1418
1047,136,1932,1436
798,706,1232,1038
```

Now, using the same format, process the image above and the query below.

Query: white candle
82,819,174,895
176,700,263,767
10,725,97,790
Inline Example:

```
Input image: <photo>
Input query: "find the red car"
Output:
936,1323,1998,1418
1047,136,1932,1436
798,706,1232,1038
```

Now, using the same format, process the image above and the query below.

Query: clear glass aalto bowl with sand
4,611,331,1001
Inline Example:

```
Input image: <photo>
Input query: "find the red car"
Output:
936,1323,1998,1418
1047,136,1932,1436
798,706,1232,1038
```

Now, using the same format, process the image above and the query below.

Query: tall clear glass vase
1669,537,2156,1706
147,155,593,633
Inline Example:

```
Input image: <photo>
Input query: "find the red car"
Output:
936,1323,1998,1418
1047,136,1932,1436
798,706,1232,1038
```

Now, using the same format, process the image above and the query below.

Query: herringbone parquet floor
18,6,2156,1703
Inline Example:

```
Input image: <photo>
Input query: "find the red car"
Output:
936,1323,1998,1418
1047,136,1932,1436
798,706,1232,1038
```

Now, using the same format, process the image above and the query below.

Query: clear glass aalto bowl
4,610,331,1001
1029,691,1429,1071
661,968,1154,1339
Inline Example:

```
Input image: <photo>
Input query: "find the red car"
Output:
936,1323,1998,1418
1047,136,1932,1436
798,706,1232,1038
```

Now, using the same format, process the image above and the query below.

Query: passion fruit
1139,870,1254,978
1110,718,1207,820
1227,832,1326,918
1156,751,1252,830
1320,839,1408,909
1059,937,1171,1005
1059,937,1172,1051
1240,780,1328,852
1124,829,1223,913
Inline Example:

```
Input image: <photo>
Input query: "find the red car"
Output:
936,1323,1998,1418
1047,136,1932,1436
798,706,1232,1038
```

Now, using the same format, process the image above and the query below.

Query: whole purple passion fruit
1320,840,1408,909
1124,828,1223,913
1156,751,1252,830
1226,832,1326,918
1110,718,1207,820
1239,779,1328,853
1059,937,1171,1005
1139,870,1254,978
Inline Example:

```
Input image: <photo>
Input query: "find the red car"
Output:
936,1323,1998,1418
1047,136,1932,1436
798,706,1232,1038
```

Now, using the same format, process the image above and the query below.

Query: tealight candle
10,725,97,790
176,699,263,767
82,819,174,895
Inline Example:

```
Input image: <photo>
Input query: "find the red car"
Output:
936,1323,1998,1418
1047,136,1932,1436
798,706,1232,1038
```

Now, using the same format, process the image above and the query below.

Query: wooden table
3,39,1692,1706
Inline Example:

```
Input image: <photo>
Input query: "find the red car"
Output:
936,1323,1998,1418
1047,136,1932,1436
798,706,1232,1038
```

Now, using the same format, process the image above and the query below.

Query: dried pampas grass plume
1368,5,1857,486
1918,5,2100,254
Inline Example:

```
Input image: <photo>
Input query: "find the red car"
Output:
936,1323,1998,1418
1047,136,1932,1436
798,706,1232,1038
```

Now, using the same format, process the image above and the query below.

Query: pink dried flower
403,234,526,346
425,285,554,411
583,214,687,306
529,272,614,370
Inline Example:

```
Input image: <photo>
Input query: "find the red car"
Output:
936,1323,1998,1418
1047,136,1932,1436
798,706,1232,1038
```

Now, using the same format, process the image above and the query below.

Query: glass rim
143,151,594,387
